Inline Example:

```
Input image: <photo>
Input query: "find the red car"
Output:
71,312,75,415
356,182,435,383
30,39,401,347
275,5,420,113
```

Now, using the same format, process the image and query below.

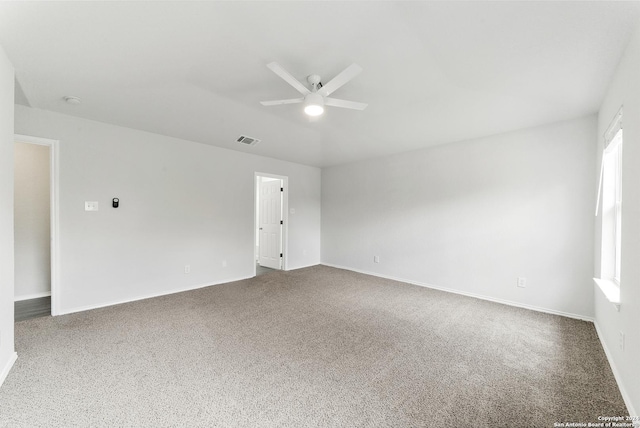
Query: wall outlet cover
84,201,99,211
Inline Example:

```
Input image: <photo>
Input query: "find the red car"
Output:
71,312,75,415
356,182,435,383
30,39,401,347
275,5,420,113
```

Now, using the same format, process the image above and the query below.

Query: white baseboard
286,263,321,272
0,352,18,388
321,263,594,322
57,276,252,316
14,291,52,302
593,321,638,423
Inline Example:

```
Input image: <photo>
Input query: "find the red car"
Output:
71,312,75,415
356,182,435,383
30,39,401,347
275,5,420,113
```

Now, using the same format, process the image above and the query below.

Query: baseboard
321,263,593,322
0,352,18,388
593,321,638,422
57,276,252,316
14,291,52,302
286,263,321,271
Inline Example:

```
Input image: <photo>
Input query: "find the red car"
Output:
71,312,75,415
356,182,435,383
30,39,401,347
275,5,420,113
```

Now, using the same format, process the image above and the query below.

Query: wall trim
14,291,51,302
321,263,594,322
593,321,638,423
287,263,320,271
58,275,252,316
0,352,18,388
14,134,60,316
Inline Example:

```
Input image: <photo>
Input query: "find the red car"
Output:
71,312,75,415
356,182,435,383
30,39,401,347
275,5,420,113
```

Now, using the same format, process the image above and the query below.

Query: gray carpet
0,265,627,427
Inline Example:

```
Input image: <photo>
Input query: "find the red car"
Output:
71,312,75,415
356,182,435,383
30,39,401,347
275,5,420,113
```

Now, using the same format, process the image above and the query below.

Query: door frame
254,172,288,276
14,134,60,316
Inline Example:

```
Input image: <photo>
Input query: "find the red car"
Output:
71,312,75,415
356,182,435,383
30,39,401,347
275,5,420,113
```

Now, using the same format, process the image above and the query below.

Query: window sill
593,278,621,311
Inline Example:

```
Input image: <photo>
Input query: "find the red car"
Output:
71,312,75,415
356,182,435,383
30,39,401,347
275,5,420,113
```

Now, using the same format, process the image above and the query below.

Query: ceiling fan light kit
261,62,367,117
304,92,324,116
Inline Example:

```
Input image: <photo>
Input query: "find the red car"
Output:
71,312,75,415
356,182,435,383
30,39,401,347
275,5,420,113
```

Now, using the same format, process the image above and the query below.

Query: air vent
236,135,261,146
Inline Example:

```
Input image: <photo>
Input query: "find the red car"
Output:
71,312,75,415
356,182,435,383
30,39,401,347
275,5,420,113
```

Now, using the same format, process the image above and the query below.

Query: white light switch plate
85,201,99,211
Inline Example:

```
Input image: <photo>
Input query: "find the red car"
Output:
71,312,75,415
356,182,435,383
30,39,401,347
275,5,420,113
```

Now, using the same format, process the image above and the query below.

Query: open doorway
254,173,288,276
13,134,59,319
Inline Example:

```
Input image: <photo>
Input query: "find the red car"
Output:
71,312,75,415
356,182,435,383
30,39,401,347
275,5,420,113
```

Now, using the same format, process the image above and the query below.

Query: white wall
595,24,640,416
0,44,16,385
322,116,597,319
14,142,51,299
14,105,321,315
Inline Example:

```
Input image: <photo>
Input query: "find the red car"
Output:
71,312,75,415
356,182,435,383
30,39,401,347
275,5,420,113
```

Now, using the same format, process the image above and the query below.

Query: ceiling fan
260,62,368,116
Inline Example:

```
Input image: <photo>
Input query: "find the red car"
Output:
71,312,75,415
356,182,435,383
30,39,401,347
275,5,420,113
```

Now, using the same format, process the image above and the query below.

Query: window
603,130,622,283
594,109,623,307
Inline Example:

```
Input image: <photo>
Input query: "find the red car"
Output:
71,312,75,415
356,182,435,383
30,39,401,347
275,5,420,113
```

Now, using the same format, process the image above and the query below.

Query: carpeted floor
0,265,628,427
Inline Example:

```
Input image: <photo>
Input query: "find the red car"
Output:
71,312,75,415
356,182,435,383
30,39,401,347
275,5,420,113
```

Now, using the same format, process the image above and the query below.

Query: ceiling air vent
236,135,261,146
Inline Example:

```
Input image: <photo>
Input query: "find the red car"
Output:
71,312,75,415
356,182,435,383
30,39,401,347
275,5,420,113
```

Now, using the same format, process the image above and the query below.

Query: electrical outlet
303,249,307,256
184,265,190,274
619,331,625,351
84,201,99,211
222,260,227,268
374,255,380,263
517,277,527,288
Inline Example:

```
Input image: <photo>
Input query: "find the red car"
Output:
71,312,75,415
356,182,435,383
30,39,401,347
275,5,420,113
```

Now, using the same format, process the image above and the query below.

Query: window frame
607,131,623,286
594,108,623,309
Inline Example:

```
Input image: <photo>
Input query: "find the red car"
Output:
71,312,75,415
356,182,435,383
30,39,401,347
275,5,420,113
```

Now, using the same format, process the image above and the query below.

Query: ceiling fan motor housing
307,74,322,88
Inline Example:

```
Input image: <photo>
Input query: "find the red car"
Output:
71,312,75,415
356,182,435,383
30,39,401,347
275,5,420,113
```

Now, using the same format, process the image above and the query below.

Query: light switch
290,208,296,215
85,201,99,211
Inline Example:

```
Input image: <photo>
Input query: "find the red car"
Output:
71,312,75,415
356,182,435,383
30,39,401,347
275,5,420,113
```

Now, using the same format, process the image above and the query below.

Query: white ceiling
1,1,639,167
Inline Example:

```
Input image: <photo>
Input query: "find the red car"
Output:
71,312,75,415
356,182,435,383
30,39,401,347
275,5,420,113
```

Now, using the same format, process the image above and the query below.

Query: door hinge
280,187,284,192
280,253,283,258
280,220,283,225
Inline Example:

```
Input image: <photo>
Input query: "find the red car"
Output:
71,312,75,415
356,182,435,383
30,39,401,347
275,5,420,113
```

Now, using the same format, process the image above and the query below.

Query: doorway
13,134,59,318
254,173,288,276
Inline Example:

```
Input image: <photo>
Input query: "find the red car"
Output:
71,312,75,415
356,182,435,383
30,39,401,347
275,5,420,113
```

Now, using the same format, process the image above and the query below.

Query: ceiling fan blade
318,64,363,97
260,98,304,106
266,62,310,96
324,97,368,110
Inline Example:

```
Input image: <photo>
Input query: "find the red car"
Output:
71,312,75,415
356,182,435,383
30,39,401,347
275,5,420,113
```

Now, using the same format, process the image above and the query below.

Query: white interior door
259,179,282,269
